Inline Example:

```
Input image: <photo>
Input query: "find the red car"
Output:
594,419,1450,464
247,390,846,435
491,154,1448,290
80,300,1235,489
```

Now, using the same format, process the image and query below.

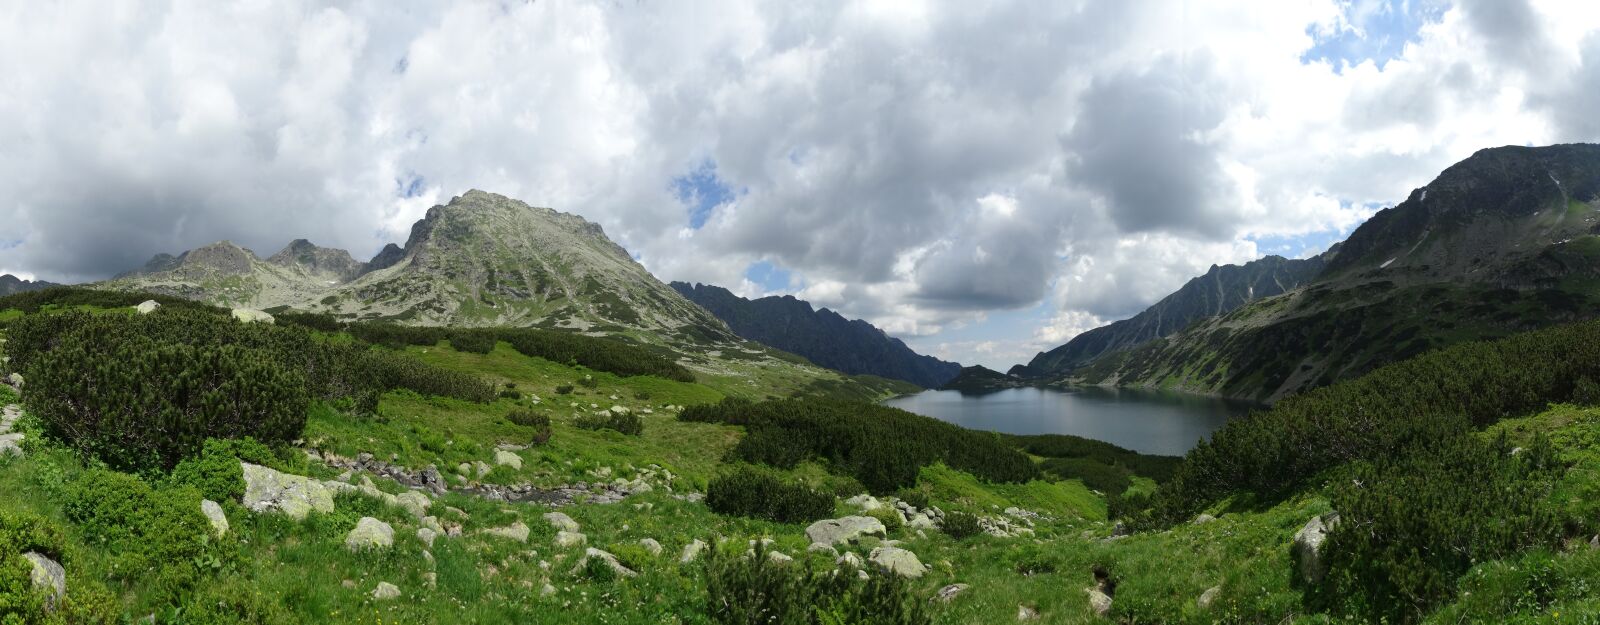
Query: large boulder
135,300,161,315
554,530,587,549
1086,588,1113,617
241,462,336,520
868,546,928,578
543,511,580,532
371,582,401,600
680,539,706,563
230,308,275,324
200,499,229,538
395,491,432,518
23,552,65,610
493,450,522,470
482,521,530,543
1292,513,1339,583
805,516,887,547
573,548,638,578
345,517,395,551
845,494,885,512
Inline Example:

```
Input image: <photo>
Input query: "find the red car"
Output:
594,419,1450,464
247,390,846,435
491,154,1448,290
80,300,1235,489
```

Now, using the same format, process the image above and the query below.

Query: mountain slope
0,274,61,296
670,282,962,388
1017,253,1328,377
1071,143,1600,402
95,190,905,400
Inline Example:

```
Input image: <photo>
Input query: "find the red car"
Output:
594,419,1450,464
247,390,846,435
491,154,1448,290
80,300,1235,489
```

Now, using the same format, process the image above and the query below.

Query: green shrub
168,437,275,502
893,487,929,510
1575,376,1600,406
62,470,218,601
706,466,834,523
1040,457,1133,495
499,389,522,400
507,409,553,445
0,510,68,624
577,377,600,389
682,398,1037,493
574,411,643,436
867,507,903,535
705,543,928,625
448,330,497,355
940,510,982,540
555,385,574,395
1311,431,1563,623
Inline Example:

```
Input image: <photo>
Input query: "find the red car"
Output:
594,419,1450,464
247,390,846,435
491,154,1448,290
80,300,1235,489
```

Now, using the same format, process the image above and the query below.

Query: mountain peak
267,240,362,282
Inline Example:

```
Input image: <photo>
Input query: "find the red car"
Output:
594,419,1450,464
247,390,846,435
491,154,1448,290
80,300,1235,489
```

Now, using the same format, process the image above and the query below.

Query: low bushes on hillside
507,409,553,445
1006,433,1181,483
706,465,834,523
574,411,643,436
682,398,1038,493
8,308,495,471
1313,431,1563,622
1148,319,1600,526
63,470,221,603
1039,457,1132,495
705,543,928,625
347,322,695,382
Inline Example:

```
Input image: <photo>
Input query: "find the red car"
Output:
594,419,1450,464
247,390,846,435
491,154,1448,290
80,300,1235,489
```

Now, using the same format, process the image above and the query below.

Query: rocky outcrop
482,521,530,543
230,308,275,324
241,462,336,520
135,300,161,314
868,546,927,578
805,516,887,547
23,552,65,610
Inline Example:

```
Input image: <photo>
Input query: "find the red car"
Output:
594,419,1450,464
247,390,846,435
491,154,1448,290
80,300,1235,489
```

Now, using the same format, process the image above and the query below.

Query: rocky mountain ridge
0,275,61,296
670,282,962,388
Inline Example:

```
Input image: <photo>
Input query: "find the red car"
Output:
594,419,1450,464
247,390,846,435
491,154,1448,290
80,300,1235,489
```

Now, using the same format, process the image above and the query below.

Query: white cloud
2,0,1598,368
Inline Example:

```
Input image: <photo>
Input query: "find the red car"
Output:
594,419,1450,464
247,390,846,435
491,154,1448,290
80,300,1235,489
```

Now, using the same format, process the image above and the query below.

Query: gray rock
680,539,706,563
574,548,637,578
0,435,22,458
543,511,580,532
1087,588,1113,617
807,543,838,556
1193,514,1216,525
554,530,587,549
932,583,969,603
483,521,530,543
1292,513,1339,583
473,460,492,477
540,583,557,596
868,547,927,578
345,517,395,551
1197,585,1221,609
396,491,432,518
844,494,884,512
230,308,275,324
837,552,864,569
805,516,887,547
907,513,937,530
494,450,522,469
241,462,336,520
767,551,793,564
23,552,64,609
639,538,663,556
1016,604,1040,621
7,373,23,389
371,582,401,600
417,527,438,548
135,300,161,314
200,499,229,538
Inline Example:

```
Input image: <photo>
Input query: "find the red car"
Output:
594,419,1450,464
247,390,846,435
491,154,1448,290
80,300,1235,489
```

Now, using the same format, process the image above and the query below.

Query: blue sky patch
1303,0,1449,71
672,160,738,229
744,260,793,292
396,174,427,198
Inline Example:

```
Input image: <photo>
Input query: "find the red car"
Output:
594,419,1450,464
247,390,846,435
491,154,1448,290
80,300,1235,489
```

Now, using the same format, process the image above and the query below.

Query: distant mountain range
94,190,914,399
0,274,61,296
1015,253,1329,378
1039,143,1600,402
670,282,962,388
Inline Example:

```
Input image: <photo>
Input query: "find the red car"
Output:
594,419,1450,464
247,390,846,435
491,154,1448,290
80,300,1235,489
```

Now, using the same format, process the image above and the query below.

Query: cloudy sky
3,0,1599,369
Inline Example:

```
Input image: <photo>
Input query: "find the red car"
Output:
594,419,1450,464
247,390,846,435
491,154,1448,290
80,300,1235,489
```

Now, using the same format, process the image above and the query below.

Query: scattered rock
474,461,492,478
230,308,275,324
1193,514,1216,525
456,462,472,476
1292,513,1339,583
868,547,927,578
807,543,838,556
1197,585,1221,609
845,494,884,512
1086,588,1113,617
417,527,438,548
540,583,557,596
806,516,887,547
7,373,24,389
680,539,706,563
543,511,580,533
135,300,160,314
1016,604,1040,621
371,582,401,601
574,548,638,578
0,435,23,458
494,450,523,469
396,491,432,518
554,531,587,549
837,552,864,568
907,513,937,530
639,538,663,556
345,517,395,551
483,521,531,543
241,462,336,520
932,583,969,603
23,552,65,610
200,499,229,538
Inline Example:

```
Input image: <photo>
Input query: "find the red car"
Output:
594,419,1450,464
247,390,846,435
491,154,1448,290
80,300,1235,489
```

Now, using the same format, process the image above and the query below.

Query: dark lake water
882,386,1259,456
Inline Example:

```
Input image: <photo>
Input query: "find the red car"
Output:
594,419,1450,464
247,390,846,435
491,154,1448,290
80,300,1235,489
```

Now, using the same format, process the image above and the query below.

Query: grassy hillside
2,288,1599,623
